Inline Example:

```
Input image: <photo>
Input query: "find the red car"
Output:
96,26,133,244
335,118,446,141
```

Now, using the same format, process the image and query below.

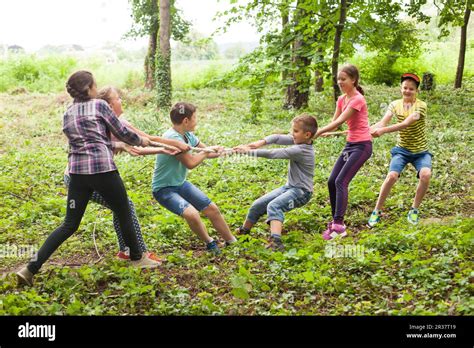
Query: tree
331,0,351,101
284,0,312,109
127,0,190,89
156,0,172,108
455,1,471,88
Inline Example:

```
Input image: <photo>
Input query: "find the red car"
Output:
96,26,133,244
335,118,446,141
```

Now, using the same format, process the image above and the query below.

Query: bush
0,54,77,93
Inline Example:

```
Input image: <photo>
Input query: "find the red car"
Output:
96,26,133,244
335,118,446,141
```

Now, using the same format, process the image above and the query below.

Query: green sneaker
407,208,420,225
367,210,382,228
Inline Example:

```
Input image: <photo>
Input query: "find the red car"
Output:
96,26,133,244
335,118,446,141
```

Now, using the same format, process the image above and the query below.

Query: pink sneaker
322,221,334,235
322,222,347,240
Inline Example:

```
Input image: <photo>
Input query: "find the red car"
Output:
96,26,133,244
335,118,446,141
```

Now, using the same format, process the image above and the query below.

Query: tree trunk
284,1,311,110
156,0,172,108
281,7,290,84
145,25,158,89
331,0,350,103
315,69,324,92
454,2,471,89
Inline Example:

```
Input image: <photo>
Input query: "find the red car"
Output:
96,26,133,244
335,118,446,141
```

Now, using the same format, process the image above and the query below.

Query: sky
0,0,260,51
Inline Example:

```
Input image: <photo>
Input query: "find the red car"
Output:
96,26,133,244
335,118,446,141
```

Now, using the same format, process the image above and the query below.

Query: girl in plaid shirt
63,86,189,262
17,71,170,286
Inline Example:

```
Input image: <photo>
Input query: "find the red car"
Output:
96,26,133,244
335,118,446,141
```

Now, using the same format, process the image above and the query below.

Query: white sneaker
130,253,162,268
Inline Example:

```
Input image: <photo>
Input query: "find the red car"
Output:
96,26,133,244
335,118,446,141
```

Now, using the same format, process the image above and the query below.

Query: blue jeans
246,185,312,224
153,181,212,216
389,146,432,177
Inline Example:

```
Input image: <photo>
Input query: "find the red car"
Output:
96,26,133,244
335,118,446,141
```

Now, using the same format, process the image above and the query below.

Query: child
368,73,431,226
63,86,186,261
233,114,317,251
17,71,161,287
133,102,237,254
316,64,372,240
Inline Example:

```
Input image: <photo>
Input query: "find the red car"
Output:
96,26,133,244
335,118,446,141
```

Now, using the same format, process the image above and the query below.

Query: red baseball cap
401,73,420,87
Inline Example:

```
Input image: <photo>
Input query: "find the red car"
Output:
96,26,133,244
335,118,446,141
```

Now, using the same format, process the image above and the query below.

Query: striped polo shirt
388,98,428,153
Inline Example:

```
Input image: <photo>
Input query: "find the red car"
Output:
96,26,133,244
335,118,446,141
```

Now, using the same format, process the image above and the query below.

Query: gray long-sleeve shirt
252,134,315,193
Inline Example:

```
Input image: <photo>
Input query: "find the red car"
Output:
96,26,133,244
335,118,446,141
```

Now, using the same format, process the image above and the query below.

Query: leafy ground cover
0,83,472,315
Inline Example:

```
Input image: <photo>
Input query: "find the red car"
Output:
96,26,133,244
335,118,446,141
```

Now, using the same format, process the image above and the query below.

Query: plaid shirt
63,99,142,174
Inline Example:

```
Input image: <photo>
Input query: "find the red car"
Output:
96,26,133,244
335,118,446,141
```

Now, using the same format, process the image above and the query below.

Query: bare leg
243,220,254,230
182,206,213,243
202,203,235,241
269,220,283,236
375,171,399,211
413,168,431,209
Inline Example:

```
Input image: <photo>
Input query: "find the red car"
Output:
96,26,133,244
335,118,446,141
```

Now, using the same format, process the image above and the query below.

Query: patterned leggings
64,175,147,252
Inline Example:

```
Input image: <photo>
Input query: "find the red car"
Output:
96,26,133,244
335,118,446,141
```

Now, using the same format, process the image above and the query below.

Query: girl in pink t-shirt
316,64,372,240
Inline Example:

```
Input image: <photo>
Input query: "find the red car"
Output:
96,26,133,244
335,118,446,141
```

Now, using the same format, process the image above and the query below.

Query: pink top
110,117,132,142
337,92,372,142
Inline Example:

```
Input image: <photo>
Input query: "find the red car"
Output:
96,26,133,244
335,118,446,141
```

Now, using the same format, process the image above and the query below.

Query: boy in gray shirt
233,114,317,251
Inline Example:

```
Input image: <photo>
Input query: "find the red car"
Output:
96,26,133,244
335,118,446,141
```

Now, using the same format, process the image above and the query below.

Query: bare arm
125,122,190,152
372,111,420,138
316,107,356,137
370,110,394,132
175,151,209,169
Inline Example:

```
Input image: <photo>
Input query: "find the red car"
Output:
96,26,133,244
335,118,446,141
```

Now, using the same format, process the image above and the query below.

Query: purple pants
328,141,372,224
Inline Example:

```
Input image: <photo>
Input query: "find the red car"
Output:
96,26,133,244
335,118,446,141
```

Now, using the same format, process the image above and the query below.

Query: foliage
173,31,220,61
0,55,77,93
126,0,190,41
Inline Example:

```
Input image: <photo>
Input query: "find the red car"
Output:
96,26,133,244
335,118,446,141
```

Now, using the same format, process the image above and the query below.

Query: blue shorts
153,181,212,216
389,146,433,177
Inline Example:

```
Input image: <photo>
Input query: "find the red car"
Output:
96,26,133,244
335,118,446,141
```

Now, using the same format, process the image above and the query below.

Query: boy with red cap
368,73,431,226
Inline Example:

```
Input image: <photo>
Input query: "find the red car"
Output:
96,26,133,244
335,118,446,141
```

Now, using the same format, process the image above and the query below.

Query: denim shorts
389,146,433,177
153,181,212,216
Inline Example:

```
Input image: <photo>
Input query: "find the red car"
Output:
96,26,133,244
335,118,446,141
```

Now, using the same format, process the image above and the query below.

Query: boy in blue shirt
136,102,237,254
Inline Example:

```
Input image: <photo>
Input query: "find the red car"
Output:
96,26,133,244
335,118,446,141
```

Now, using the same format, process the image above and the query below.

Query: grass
0,80,472,315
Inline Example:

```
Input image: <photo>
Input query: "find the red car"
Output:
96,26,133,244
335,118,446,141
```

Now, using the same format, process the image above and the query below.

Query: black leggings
28,170,142,274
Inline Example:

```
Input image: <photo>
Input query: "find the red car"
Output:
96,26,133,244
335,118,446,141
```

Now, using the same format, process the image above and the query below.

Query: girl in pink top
316,64,372,240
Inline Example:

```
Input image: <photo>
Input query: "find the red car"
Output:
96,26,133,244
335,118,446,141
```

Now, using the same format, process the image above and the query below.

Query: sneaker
265,236,284,251
16,266,34,287
130,252,162,268
235,226,250,235
367,210,382,228
116,250,130,260
407,208,420,225
322,221,334,234
206,240,222,255
117,250,163,263
323,223,347,241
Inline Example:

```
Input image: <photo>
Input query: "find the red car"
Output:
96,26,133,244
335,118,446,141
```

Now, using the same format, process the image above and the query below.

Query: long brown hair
339,64,364,95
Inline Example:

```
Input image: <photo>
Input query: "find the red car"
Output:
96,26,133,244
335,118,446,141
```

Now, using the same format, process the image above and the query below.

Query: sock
206,238,215,246
225,237,237,244
334,219,344,225
270,233,281,240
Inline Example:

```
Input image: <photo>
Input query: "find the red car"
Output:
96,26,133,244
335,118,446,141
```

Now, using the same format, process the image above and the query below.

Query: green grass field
0,81,473,315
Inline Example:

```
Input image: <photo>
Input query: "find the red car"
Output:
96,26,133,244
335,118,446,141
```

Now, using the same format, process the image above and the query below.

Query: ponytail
356,85,364,95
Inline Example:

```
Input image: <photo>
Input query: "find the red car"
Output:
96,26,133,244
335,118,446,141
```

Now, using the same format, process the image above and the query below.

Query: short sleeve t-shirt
337,92,371,142
152,128,200,192
388,98,428,153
